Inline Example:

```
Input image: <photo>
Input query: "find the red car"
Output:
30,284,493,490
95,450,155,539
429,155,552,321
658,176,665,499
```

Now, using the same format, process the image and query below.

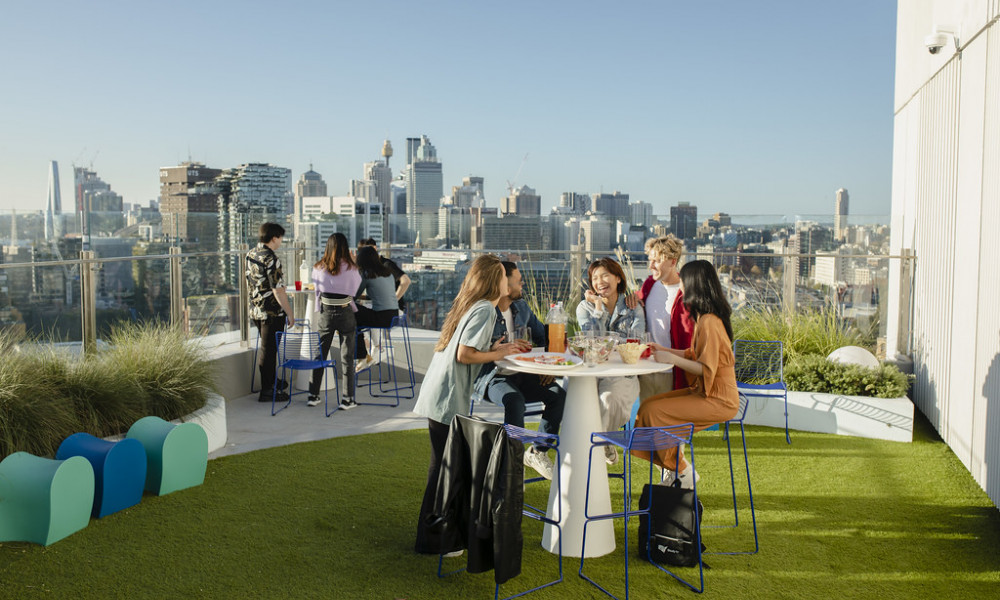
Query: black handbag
637,482,705,567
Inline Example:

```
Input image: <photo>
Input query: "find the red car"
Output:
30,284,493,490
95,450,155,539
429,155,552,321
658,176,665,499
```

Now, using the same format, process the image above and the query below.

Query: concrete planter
743,390,913,442
173,392,227,454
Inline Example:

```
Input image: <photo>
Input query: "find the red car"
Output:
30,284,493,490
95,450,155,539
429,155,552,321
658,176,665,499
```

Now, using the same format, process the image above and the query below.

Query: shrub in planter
784,354,910,398
0,323,216,458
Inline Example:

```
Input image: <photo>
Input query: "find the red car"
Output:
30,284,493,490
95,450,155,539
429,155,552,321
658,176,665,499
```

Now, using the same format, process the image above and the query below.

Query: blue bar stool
707,392,759,555
357,313,415,407
580,424,704,597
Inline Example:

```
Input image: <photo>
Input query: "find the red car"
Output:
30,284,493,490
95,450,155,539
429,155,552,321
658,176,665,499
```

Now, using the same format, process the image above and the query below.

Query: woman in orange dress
634,259,739,486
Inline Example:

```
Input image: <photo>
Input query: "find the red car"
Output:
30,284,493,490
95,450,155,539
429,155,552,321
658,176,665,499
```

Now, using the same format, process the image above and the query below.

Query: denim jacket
575,294,646,337
472,299,547,398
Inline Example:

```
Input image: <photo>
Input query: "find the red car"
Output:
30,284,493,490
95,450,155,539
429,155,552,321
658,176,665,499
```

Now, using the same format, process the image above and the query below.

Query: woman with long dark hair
353,245,401,372
635,259,739,487
309,233,361,409
412,254,529,554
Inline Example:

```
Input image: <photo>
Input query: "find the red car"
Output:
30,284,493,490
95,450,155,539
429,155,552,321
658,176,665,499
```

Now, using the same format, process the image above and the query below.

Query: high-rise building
478,215,547,251
294,166,327,222
45,160,62,241
670,202,698,239
592,191,630,222
558,192,590,214
330,196,383,247
159,162,224,245
217,163,292,254
363,160,392,211
501,185,541,216
629,200,654,228
579,213,613,258
834,188,849,241
75,167,124,243
403,135,443,243
350,179,377,204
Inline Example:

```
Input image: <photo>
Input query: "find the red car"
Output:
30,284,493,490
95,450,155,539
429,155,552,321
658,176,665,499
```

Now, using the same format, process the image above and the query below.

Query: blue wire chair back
733,339,784,385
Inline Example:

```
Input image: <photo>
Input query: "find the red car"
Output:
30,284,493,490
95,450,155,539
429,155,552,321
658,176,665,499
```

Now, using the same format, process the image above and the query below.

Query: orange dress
633,313,739,471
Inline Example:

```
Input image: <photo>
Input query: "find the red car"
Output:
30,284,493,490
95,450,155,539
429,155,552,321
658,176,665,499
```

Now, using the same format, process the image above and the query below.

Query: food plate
509,351,582,370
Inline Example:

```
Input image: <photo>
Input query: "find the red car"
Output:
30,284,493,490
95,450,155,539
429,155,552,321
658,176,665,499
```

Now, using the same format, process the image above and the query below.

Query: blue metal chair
706,393,759,555
438,423,563,599
357,313,415,407
251,319,310,394
733,339,790,444
272,330,339,417
580,424,704,597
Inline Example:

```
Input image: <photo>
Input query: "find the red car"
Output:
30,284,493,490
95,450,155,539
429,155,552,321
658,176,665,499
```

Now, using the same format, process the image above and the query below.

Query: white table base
541,373,616,558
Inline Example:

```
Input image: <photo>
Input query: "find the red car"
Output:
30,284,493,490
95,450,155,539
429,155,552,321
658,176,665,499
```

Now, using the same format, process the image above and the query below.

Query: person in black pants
246,223,294,403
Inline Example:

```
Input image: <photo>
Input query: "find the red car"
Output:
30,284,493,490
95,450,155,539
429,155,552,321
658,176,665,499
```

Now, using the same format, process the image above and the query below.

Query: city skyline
0,1,898,217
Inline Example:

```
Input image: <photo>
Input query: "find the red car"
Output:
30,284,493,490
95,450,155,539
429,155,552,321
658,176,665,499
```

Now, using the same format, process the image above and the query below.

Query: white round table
498,352,672,558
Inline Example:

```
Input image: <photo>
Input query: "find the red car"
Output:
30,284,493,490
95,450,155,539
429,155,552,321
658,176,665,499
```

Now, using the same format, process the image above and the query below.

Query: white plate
508,351,583,370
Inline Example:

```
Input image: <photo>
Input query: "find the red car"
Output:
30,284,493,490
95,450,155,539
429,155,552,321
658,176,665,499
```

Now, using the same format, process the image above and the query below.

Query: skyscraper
592,191,630,222
501,185,541,216
404,135,443,244
834,188,849,241
75,167,124,243
363,160,392,211
159,162,223,245
45,160,61,241
295,165,327,223
670,202,698,239
217,163,292,254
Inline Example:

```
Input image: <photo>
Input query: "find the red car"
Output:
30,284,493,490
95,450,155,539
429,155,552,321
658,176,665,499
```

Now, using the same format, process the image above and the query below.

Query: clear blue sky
0,0,898,218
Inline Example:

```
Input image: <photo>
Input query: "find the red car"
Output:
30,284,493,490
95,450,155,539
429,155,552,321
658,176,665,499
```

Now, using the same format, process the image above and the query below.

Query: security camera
925,27,957,54
925,32,948,54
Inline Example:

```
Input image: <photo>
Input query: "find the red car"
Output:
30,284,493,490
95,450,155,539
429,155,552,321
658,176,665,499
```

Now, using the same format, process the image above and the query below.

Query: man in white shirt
637,235,691,400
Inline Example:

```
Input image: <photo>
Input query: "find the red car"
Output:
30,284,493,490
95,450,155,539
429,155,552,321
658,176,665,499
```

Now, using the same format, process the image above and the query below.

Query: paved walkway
209,365,504,459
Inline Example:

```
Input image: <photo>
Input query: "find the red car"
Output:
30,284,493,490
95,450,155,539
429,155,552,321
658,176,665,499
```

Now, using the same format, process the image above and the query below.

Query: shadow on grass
1,419,998,600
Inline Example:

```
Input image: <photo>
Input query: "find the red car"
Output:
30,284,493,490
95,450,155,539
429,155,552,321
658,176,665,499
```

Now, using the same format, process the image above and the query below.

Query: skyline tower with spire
45,160,61,241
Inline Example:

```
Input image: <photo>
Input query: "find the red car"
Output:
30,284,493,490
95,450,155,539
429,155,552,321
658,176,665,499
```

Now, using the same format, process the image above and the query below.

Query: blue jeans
485,372,566,450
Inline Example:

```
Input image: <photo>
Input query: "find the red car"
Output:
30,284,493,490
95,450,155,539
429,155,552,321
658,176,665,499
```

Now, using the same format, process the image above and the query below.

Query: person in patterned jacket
246,222,295,403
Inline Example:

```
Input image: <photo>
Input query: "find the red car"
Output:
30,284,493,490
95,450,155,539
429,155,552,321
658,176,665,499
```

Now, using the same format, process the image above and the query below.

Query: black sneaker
339,397,358,410
259,391,290,403
276,379,289,391
306,395,322,407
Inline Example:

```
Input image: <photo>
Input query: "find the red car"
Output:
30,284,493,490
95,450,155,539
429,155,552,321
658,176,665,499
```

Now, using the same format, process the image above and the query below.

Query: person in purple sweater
309,233,362,409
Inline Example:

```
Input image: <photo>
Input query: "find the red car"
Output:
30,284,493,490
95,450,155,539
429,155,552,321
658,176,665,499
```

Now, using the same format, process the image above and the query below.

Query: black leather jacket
427,415,524,585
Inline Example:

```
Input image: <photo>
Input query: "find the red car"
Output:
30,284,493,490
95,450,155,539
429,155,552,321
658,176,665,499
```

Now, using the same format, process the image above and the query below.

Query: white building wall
889,0,1000,508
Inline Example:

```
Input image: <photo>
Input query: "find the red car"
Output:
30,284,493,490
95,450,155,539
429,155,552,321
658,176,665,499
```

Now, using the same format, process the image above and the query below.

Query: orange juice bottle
546,302,567,353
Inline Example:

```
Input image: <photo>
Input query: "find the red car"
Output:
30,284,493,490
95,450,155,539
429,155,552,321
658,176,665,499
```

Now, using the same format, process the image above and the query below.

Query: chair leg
250,328,259,393
783,393,791,444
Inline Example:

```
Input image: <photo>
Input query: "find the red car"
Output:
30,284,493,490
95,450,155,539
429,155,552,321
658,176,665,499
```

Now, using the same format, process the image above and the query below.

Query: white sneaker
523,447,554,481
442,549,464,558
660,464,700,489
604,445,619,466
354,355,376,373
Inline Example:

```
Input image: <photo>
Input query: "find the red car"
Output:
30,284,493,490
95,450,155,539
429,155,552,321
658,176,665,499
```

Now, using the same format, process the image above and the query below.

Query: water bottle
546,302,567,353
298,258,310,290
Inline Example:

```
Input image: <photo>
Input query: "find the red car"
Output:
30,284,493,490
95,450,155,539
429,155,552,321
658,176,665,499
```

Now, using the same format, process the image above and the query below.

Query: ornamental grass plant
732,306,877,361
0,322,215,459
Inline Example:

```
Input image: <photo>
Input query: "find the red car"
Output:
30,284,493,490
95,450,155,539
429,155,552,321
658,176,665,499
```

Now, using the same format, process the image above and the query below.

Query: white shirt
646,281,681,348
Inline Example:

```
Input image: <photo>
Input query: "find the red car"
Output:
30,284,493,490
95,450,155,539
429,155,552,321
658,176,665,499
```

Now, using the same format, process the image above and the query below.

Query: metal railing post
239,244,249,346
782,253,797,314
169,246,184,329
79,250,97,355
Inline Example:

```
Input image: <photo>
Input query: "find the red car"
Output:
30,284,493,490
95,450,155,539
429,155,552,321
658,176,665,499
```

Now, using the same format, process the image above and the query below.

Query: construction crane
505,153,529,196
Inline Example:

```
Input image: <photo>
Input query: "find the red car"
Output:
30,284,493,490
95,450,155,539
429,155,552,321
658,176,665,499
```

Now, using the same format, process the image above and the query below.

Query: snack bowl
616,342,649,364
594,334,622,362
567,336,591,358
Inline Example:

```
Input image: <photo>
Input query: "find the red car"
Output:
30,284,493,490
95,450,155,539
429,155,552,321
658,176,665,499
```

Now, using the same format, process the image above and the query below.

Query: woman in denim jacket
576,257,645,464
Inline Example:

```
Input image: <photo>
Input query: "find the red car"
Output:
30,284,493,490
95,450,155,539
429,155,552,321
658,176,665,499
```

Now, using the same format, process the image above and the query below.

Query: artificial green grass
1,414,998,599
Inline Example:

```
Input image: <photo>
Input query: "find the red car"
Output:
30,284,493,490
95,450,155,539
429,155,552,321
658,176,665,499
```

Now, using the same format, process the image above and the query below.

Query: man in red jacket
636,235,695,399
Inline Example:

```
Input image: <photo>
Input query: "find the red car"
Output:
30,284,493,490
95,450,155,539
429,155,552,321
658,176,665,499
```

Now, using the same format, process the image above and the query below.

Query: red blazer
638,275,695,389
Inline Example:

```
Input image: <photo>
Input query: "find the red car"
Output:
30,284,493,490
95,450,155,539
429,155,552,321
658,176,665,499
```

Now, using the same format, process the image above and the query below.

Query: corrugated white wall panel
949,40,988,465
912,59,960,429
973,24,1000,508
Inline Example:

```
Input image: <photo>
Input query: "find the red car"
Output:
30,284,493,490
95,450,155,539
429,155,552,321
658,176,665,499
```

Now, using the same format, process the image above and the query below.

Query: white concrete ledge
743,390,914,442
174,392,227,453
